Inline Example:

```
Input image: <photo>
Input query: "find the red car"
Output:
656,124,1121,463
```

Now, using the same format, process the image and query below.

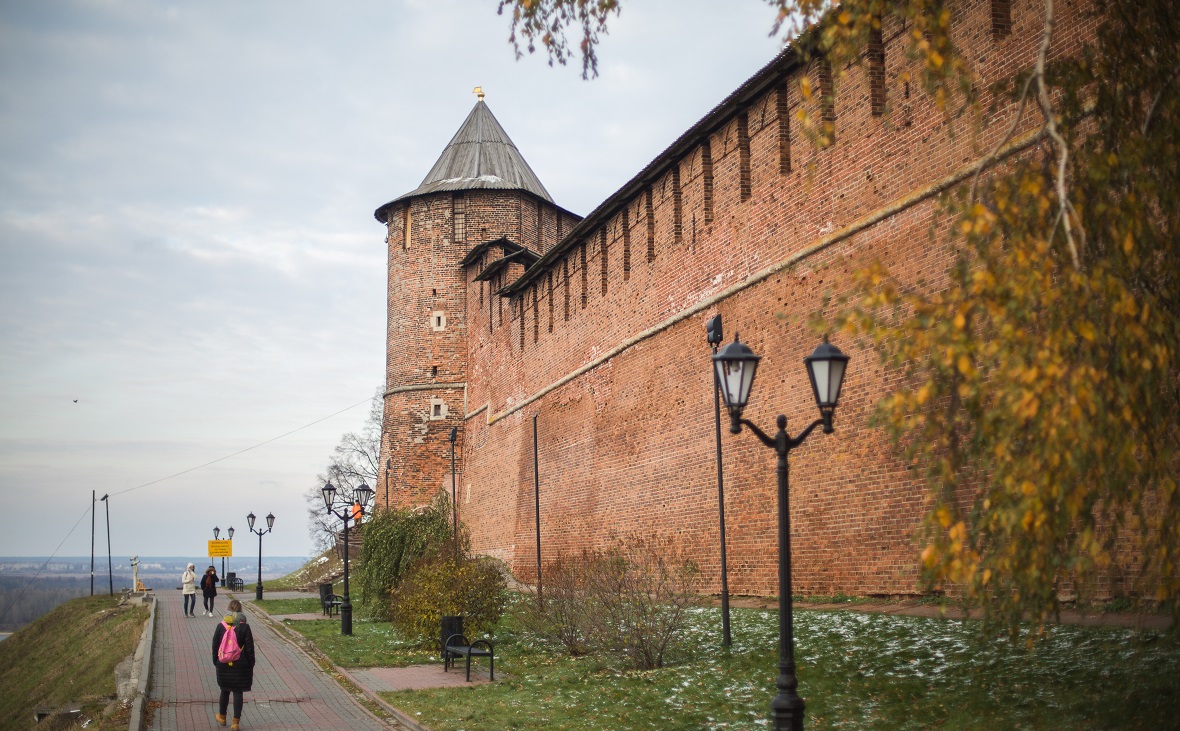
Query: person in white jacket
181,563,198,617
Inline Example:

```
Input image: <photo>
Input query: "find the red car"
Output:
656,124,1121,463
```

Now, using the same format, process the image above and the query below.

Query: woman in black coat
200,565,219,617
211,599,255,730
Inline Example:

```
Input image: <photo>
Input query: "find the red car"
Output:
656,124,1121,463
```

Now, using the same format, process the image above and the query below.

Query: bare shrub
586,535,701,669
514,534,701,669
514,551,598,656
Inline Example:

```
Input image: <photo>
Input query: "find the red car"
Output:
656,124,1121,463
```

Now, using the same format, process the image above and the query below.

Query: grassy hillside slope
264,547,342,591
0,595,148,730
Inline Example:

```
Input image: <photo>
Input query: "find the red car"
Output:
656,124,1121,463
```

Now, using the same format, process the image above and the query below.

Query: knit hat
223,614,236,625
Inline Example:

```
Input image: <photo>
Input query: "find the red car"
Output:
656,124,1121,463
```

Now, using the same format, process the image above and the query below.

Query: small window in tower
432,310,446,332
453,193,466,243
432,288,437,297
431,365,438,378
429,397,448,421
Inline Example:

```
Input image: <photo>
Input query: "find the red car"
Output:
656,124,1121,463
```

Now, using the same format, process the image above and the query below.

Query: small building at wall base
373,0,1118,599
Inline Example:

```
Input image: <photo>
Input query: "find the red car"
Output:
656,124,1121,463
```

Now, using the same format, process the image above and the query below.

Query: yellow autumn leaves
836,147,1178,636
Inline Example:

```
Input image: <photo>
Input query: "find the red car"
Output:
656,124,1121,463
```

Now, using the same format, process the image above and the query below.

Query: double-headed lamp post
213,526,234,586
247,512,275,601
713,334,849,731
322,481,374,636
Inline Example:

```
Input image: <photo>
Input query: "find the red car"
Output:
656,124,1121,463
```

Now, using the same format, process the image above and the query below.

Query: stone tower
373,95,580,513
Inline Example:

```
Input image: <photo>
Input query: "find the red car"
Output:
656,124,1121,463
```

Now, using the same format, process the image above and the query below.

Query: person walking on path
201,565,220,617
181,563,198,617
212,599,255,729
151,590,400,730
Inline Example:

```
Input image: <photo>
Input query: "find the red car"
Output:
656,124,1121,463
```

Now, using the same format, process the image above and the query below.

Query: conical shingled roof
375,100,552,221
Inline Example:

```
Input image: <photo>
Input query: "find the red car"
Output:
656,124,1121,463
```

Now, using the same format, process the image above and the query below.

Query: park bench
319,583,343,617
226,572,245,592
441,616,494,681
443,633,495,681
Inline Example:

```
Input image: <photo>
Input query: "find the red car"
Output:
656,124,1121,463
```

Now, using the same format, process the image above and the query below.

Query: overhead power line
0,502,93,625
0,395,374,626
111,396,373,497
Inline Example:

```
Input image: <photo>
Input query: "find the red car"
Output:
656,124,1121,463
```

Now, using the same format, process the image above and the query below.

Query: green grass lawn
280,617,441,668
275,600,1179,730
254,586,369,617
254,596,324,616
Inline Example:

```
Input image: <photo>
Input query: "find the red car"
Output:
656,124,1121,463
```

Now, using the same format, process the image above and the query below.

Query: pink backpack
217,622,242,664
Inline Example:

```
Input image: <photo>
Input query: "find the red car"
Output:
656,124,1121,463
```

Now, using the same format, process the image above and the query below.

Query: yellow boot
231,718,240,730
214,713,226,726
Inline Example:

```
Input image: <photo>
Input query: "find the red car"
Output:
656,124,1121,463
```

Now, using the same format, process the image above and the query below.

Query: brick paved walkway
149,592,395,730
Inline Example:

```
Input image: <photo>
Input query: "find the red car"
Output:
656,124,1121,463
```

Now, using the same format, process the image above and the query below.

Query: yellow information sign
208,540,233,558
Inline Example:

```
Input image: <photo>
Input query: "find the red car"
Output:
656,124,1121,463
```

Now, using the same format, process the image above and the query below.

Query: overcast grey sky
0,0,783,559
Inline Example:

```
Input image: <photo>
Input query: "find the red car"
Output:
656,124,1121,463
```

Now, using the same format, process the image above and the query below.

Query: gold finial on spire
473,86,485,101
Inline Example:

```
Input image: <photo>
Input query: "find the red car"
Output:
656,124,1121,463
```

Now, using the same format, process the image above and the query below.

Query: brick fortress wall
381,0,1100,598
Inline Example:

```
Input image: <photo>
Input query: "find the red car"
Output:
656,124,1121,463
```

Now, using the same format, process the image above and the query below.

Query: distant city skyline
0,0,787,558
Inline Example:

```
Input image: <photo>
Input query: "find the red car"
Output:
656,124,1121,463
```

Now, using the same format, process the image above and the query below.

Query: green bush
356,491,452,620
390,542,509,648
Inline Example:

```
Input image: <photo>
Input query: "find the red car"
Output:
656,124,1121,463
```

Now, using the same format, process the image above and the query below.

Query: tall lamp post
321,482,373,636
713,334,849,731
213,526,234,586
448,427,458,542
706,314,732,647
100,494,113,596
90,490,96,596
247,512,275,601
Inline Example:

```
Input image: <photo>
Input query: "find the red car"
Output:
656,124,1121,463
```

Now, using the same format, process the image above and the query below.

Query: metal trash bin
319,583,339,616
441,615,464,657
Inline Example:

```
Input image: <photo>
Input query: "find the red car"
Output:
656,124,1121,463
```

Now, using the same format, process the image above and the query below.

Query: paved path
148,592,397,730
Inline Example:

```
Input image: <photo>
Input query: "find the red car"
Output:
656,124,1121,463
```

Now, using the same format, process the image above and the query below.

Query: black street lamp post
100,494,113,596
713,334,849,731
448,427,458,542
321,482,373,636
90,490,96,596
706,314,732,648
247,512,275,601
214,527,221,585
